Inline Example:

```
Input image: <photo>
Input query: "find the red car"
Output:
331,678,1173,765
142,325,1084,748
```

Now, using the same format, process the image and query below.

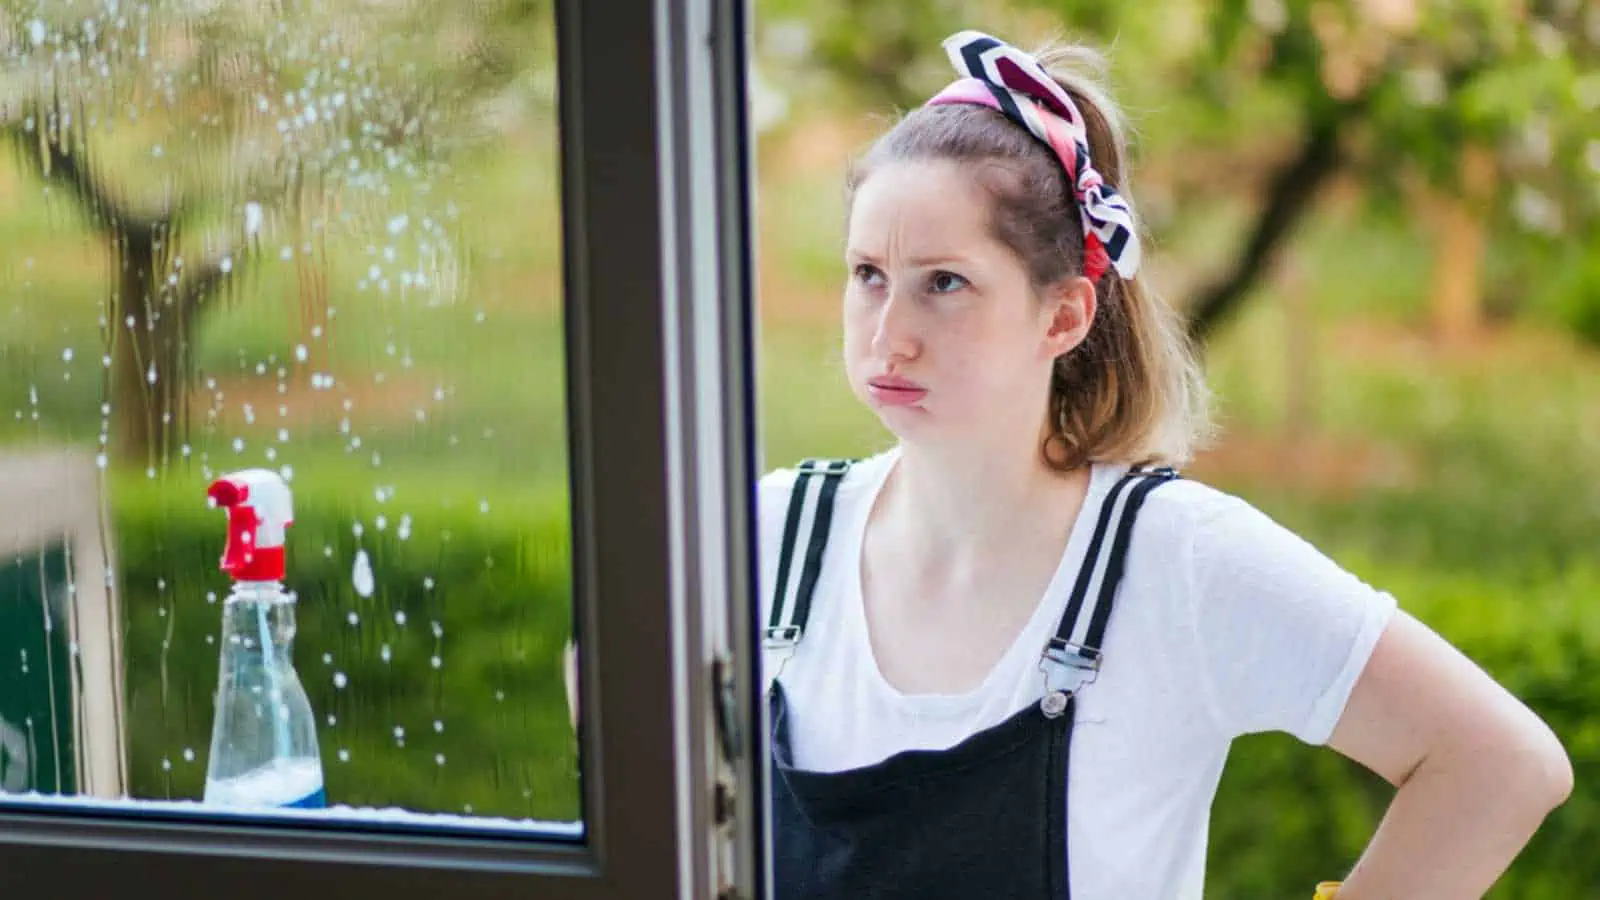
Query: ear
1041,276,1097,358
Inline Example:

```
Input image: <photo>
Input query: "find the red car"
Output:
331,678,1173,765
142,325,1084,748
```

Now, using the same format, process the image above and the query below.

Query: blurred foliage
753,0,1600,340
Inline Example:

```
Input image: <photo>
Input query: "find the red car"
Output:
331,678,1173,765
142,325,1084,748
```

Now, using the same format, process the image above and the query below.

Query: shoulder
757,451,894,530
1110,469,1252,550
1117,469,1360,592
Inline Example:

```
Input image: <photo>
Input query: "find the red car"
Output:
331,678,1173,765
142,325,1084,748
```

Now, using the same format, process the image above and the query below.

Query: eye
929,271,969,294
852,263,886,288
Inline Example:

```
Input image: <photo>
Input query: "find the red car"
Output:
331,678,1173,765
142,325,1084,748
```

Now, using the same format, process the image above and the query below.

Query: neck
880,421,1087,557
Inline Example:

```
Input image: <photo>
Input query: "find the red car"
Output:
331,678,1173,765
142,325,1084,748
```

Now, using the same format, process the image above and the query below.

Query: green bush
1208,559,1600,899
113,474,578,821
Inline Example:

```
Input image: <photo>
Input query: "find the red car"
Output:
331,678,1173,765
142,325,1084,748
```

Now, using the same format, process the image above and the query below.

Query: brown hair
846,41,1213,470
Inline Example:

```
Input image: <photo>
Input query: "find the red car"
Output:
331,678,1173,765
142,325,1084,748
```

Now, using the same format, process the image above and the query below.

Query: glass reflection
0,0,574,827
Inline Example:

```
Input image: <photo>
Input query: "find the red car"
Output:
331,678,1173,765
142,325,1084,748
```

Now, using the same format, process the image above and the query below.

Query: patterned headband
926,30,1141,282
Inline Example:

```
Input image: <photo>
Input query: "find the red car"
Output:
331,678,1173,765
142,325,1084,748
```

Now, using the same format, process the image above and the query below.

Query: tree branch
1184,108,1353,347
5,102,169,236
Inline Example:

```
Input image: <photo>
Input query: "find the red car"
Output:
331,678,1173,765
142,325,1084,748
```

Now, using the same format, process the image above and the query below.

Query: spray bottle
202,468,326,809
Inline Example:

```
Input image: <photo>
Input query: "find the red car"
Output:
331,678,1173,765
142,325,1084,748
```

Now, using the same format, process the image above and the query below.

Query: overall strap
765,458,852,675
1038,464,1179,717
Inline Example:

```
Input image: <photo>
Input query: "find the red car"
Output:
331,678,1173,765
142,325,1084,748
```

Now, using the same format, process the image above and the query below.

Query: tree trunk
110,223,196,469
1428,143,1495,344
7,112,233,469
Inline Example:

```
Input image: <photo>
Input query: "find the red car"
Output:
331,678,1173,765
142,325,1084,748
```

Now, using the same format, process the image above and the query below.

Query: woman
754,30,1572,900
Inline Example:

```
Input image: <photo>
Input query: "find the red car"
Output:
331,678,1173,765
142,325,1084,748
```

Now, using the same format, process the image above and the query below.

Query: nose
870,288,921,364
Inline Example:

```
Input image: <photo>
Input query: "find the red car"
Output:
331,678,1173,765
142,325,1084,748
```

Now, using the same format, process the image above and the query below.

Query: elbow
1540,737,1575,811
1517,719,1574,813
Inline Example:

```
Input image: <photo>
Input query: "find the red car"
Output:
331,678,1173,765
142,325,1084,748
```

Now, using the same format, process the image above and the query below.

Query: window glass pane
0,0,577,832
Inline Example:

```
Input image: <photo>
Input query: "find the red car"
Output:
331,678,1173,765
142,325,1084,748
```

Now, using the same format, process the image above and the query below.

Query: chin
867,401,936,438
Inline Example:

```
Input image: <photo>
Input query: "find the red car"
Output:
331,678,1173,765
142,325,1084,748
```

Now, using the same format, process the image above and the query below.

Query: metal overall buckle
763,625,802,681
1038,639,1101,718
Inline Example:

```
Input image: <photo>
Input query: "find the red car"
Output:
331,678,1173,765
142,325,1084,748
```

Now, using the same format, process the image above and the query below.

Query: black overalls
765,458,1178,900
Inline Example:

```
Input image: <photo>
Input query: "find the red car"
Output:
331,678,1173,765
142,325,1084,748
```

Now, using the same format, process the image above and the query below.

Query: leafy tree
756,0,1599,344
0,0,549,467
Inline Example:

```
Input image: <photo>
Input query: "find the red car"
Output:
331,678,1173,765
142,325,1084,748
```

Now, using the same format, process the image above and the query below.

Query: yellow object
1313,882,1342,900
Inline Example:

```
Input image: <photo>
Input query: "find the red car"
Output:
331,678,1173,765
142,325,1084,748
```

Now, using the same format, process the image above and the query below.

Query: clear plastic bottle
201,469,325,809
203,580,325,808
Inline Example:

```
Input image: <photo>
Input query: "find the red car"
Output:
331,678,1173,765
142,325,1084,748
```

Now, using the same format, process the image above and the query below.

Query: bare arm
1322,610,1573,898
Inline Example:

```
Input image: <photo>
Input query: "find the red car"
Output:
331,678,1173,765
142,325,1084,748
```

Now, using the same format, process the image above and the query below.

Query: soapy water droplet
430,655,442,669
183,748,195,762
435,754,446,766
207,592,217,604
327,714,337,727
393,726,405,740
244,202,263,236
397,515,412,541
62,348,74,362
394,611,408,626
352,549,375,598
338,748,350,763
380,644,392,663
162,758,172,772
375,515,387,531
430,620,443,638
433,720,444,733
322,652,333,665
333,672,348,689
346,611,360,626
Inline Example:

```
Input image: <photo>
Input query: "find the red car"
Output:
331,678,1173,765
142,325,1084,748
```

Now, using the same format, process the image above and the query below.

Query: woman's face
843,160,1093,453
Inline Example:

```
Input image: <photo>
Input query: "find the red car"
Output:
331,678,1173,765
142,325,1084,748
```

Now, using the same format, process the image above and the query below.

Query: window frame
0,0,761,896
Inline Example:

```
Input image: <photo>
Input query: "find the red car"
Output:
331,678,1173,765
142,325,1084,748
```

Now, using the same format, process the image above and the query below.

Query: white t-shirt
758,447,1396,900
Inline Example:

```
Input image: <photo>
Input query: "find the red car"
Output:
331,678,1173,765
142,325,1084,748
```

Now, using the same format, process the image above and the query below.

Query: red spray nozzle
209,470,293,582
